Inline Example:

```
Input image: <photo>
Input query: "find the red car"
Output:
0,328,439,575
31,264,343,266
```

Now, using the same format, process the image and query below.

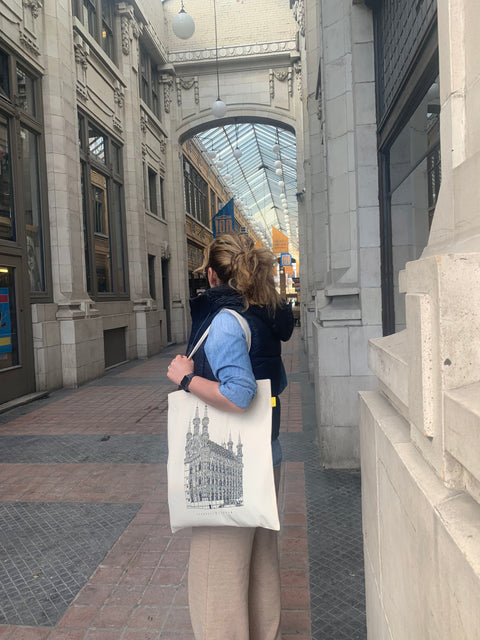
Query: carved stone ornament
168,40,297,64
161,75,174,114
161,241,170,260
159,138,167,155
175,77,199,106
294,61,303,99
117,3,140,56
19,29,40,56
269,68,294,99
140,112,148,135
23,0,42,19
293,0,305,38
114,84,125,108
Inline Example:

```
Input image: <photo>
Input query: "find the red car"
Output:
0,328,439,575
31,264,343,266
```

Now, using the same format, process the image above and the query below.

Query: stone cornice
168,40,297,64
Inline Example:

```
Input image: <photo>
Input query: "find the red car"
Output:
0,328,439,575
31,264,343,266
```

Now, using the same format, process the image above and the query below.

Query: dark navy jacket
186,284,294,440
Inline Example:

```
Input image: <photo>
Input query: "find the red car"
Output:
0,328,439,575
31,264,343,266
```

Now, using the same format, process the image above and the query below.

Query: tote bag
167,310,280,533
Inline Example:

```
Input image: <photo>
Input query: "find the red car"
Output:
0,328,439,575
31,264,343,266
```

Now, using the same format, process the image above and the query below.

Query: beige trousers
188,467,282,640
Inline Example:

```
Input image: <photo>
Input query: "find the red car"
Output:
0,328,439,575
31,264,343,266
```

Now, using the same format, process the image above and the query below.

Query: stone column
42,0,103,388
361,2,480,636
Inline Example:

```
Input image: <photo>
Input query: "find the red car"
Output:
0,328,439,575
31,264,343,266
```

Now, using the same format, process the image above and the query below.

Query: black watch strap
180,373,195,392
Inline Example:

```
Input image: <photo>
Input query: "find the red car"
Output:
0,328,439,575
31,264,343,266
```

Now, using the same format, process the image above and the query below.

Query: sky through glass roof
195,123,298,252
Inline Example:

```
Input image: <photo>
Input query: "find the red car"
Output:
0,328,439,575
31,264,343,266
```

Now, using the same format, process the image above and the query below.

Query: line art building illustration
184,405,244,509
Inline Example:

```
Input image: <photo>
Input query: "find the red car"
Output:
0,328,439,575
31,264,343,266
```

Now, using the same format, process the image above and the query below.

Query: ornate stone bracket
160,74,174,114
293,0,305,37
294,61,302,98
23,0,42,19
140,113,148,135
176,77,199,106
117,3,140,56
19,28,40,56
74,35,89,102
159,137,167,155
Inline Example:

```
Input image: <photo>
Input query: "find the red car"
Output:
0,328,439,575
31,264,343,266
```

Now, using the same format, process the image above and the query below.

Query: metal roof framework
196,123,298,250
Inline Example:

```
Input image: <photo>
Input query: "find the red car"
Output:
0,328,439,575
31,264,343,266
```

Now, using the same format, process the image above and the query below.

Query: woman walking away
167,233,294,640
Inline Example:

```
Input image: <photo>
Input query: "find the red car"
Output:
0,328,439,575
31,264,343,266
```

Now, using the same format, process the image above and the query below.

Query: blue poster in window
0,287,12,354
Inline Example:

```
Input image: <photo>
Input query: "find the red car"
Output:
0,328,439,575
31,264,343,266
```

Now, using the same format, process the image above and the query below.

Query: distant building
184,405,243,509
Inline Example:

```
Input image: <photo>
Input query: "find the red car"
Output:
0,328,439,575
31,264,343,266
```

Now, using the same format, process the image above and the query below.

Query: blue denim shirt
204,310,282,466
204,310,257,409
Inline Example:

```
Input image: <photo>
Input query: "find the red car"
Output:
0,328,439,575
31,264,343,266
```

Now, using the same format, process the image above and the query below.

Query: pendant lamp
172,1,195,39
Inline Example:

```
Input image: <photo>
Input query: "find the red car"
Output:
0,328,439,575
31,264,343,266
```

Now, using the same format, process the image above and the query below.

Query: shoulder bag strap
187,309,251,360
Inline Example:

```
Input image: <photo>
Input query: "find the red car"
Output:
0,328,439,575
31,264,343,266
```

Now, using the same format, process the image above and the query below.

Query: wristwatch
180,372,195,392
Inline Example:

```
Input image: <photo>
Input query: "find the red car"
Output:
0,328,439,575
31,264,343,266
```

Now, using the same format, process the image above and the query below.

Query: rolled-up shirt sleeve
204,310,257,409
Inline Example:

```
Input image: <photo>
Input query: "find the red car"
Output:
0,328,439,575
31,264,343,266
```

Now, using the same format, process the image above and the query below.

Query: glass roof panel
195,123,298,251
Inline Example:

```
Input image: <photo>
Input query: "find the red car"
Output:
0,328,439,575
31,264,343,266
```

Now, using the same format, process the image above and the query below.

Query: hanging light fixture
172,0,195,39
216,159,224,169
274,160,282,169
272,143,280,153
278,180,285,188
211,0,227,117
233,120,242,158
275,168,282,176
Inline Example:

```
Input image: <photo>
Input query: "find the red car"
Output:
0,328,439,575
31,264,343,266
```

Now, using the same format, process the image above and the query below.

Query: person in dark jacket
167,233,293,640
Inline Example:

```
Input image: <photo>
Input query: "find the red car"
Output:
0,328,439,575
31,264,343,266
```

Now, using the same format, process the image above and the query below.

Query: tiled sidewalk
0,329,366,640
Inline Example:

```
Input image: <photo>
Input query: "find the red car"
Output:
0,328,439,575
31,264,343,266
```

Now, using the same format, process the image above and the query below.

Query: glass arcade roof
195,122,298,252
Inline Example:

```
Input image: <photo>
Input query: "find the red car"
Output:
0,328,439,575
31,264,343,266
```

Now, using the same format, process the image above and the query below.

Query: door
0,255,35,404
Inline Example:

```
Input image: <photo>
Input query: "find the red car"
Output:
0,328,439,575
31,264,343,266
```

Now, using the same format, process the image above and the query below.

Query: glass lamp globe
208,150,217,160
276,168,282,176
233,147,242,159
275,160,282,169
225,173,232,181
211,99,227,118
172,10,195,39
272,143,281,153
278,180,285,188
216,160,224,169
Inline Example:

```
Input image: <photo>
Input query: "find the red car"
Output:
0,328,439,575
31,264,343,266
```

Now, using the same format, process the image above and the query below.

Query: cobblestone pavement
0,329,366,639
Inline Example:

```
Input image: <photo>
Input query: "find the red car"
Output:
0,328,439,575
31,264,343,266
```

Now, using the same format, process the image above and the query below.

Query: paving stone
0,503,140,627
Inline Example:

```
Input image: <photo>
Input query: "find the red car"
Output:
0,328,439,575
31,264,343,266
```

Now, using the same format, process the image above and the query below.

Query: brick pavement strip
0,331,366,639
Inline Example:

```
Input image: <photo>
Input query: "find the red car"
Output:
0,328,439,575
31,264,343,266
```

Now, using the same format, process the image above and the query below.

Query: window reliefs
78,112,128,298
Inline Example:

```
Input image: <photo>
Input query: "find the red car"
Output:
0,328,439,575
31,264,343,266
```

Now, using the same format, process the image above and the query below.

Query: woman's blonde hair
200,233,281,310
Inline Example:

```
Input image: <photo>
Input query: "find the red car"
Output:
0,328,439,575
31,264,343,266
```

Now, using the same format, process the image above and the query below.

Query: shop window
79,113,128,298
139,44,161,120
0,48,50,297
383,78,440,333
72,0,116,61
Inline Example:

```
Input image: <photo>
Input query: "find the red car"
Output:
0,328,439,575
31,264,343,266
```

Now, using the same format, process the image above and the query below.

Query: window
183,158,209,227
159,176,165,220
148,254,156,299
0,48,49,296
139,44,161,120
79,113,128,297
148,167,157,215
72,0,116,61
382,77,440,333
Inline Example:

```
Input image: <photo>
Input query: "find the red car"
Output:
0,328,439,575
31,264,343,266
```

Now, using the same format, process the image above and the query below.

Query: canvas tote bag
167,309,280,533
